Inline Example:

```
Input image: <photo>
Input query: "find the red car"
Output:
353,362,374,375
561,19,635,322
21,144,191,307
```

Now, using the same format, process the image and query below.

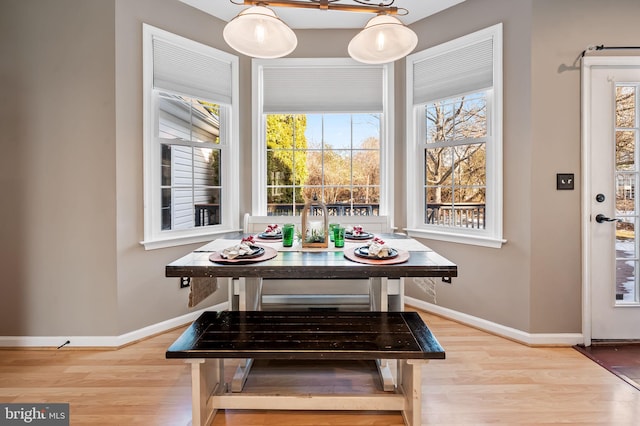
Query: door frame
581,55,640,346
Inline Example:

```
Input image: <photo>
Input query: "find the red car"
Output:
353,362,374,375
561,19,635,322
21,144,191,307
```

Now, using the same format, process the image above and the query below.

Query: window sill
141,228,242,250
404,228,506,248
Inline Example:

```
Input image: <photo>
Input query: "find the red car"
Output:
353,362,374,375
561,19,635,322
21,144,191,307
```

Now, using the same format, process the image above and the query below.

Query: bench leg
399,359,426,426
187,359,224,426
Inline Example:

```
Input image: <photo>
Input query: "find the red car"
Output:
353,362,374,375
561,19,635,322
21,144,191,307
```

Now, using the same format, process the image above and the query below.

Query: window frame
251,58,394,220
405,23,504,248
141,24,239,250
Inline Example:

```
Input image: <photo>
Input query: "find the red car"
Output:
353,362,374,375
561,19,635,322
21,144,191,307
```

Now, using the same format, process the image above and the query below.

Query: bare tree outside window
615,85,639,303
424,92,487,229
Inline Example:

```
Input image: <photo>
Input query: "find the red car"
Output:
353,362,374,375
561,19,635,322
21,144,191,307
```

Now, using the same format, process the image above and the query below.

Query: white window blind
261,63,384,113
413,37,494,105
153,37,233,104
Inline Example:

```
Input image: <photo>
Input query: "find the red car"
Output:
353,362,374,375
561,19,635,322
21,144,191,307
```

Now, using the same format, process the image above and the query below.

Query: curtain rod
581,45,640,58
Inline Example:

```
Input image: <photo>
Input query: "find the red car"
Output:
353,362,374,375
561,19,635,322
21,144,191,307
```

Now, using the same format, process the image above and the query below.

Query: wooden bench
167,310,445,426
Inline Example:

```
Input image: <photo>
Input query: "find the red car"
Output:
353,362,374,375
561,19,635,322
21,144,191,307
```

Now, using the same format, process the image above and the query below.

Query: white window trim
405,23,504,248
251,58,394,223
141,24,240,250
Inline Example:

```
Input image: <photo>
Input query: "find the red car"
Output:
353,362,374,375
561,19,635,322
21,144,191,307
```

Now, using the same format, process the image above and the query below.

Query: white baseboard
405,297,584,346
0,301,229,348
3,298,584,348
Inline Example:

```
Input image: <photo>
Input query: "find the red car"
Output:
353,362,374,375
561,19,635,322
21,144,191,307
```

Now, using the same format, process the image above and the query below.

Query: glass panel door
615,84,640,305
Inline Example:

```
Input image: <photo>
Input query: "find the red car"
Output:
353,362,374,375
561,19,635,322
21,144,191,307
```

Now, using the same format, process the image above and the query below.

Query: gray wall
2,0,639,338
529,0,640,332
113,0,234,334
0,0,119,336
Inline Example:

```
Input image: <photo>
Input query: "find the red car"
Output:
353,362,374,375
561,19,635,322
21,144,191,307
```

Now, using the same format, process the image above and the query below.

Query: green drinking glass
282,223,295,247
333,226,345,248
329,223,339,241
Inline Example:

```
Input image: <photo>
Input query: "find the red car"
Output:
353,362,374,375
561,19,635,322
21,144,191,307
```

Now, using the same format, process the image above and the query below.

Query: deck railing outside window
425,203,485,229
266,203,380,216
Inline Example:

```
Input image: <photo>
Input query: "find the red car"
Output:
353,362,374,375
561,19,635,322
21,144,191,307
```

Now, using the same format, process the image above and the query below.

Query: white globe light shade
348,14,418,64
223,6,297,59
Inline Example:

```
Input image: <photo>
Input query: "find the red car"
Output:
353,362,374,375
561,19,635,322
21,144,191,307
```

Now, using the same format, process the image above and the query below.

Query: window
142,24,239,249
252,58,393,219
406,23,503,248
615,84,639,304
265,113,381,216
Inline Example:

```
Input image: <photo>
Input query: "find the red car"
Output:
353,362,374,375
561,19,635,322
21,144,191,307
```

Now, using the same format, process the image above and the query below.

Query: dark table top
166,310,446,360
166,232,457,279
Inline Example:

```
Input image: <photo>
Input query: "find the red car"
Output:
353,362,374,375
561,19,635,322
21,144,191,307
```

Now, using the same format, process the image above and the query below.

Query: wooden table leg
369,277,389,311
370,277,396,391
389,277,405,311
232,277,262,392
238,277,262,311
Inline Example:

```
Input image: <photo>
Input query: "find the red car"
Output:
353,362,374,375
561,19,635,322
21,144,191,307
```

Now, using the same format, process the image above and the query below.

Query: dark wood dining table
166,232,457,279
166,232,457,310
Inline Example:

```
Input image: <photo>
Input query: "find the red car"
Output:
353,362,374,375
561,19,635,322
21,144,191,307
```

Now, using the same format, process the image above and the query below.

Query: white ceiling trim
179,0,466,29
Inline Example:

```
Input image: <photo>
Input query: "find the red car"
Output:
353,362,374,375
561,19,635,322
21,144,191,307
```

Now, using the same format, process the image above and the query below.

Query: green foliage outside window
267,114,308,204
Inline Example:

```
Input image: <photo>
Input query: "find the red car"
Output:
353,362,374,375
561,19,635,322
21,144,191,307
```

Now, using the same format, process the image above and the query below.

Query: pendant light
223,5,298,59
348,14,418,64
223,1,416,63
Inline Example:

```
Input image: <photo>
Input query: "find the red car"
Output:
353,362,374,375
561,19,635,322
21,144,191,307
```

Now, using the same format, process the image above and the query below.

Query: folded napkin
367,237,391,258
263,224,282,236
352,225,364,236
221,236,257,259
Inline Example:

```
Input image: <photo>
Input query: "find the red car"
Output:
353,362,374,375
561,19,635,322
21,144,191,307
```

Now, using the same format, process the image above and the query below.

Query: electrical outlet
180,277,191,288
556,173,574,190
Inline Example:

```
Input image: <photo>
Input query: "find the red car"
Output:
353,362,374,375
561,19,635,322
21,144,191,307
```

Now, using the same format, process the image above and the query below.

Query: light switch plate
557,173,574,190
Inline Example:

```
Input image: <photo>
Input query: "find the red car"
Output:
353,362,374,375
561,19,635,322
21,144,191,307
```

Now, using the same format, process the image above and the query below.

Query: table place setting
254,224,283,242
344,236,411,265
344,225,375,241
207,236,278,264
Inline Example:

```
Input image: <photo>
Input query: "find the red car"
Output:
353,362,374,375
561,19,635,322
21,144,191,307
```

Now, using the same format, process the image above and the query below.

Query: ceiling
179,0,466,29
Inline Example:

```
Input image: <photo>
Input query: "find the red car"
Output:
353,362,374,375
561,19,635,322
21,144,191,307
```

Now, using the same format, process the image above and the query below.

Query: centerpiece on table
301,194,329,248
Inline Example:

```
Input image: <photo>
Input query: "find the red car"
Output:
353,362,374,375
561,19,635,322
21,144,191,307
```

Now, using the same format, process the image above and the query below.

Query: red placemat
209,245,278,264
343,247,410,265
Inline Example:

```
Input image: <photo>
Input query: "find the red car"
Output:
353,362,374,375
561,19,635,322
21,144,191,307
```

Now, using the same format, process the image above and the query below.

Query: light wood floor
1,310,639,425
